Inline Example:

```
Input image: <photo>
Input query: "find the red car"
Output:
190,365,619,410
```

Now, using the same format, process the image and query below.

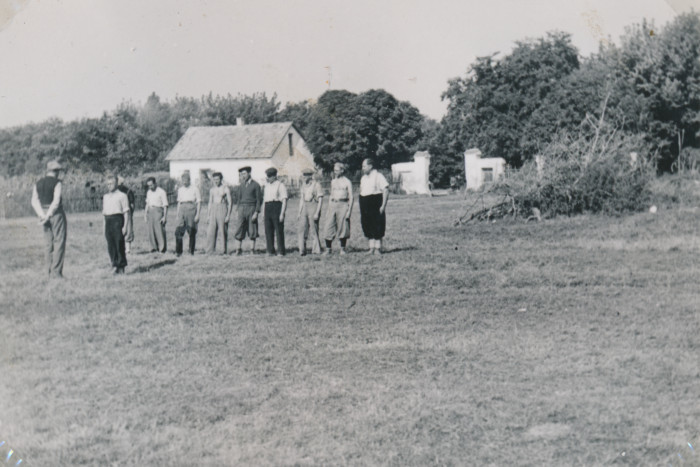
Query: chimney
236,118,245,126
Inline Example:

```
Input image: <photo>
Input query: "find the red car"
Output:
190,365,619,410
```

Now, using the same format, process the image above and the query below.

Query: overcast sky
0,0,691,129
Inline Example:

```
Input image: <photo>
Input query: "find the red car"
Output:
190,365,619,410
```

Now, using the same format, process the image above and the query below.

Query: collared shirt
301,180,324,202
237,179,263,212
210,185,230,204
146,187,169,208
360,169,389,196
263,179,288,202
177,185,201,203
329,176,352,201
103,190,130,216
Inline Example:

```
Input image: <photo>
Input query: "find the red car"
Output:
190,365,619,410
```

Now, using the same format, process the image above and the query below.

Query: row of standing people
32,158,390,278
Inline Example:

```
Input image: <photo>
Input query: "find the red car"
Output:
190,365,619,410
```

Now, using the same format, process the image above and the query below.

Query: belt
179,201,195,204
331,199,348,202
265,200,282,203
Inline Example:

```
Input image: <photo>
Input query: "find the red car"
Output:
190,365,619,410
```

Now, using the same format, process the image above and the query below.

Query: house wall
169,159,273,188
464,149,506,190
391,153,431,195
270,127,316,182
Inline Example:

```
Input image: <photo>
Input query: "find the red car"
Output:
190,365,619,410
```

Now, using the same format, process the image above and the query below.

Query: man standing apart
323,162,353,255
102,174,131,274
175,172,201,256
262,167,288,256
144,176,168,253
31,160,67,278
117,176,135,253
297,168,324,256
359,158,389,255
233,166,262,255
206,172,232,255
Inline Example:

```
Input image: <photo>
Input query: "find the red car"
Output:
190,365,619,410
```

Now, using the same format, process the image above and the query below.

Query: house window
482,167,494,183
288,133,294,156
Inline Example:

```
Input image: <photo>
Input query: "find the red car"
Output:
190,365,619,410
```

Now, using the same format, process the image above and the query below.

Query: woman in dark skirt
359,158,389,255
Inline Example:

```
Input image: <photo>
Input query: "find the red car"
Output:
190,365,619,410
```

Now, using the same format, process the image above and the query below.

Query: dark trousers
264,201,285,255
104,215,127,268
359,194,386,239
43,208,67,277
175,203,197,254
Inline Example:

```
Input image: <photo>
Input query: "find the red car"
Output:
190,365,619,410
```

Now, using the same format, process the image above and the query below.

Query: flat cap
302,168,314,176
238,166,252,173
265,167,278,177
46,160,63,171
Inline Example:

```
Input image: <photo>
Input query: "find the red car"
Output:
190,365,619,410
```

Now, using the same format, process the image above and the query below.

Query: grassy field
1,194,699,466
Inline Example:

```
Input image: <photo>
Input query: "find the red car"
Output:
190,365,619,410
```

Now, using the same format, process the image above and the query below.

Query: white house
165,121,316,187
391,151,431,195
464,148,506,190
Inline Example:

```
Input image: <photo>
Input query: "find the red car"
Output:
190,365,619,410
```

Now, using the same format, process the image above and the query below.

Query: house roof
165,122,296,161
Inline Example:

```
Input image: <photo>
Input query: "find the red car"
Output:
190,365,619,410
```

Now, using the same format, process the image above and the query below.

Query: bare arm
225,188,233,221
280,198,287,222
379,187,389,214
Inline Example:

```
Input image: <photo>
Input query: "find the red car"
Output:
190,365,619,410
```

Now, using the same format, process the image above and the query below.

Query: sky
0,0,693,129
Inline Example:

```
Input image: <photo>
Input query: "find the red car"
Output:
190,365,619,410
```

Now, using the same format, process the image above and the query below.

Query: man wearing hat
144,176,168,253
206,172,232,255
175,172,201,256
297,168,324,255
31,160,67,278
262,167,288,256
232,166,262,255
117,176,135,254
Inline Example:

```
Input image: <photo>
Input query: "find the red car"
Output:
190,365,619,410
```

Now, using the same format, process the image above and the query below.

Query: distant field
1,194,699,466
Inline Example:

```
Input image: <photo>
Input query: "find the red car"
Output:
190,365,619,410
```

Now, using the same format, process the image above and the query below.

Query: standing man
359,158,389,255
262,167,288,256
323,162,353,255
206,172,232,255
102,174,131,274
31,160,67,278
144,176,168,253
297,168,324,256
175,172,201,256
117,176,135,254
233,166,262,255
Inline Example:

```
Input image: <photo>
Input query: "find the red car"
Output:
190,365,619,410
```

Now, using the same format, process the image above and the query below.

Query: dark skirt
359,194,385,239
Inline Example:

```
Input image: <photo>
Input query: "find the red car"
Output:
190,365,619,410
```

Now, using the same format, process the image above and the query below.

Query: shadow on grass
130,259,177,274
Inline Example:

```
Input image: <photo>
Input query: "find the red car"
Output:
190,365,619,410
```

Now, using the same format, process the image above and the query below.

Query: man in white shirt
359,158,389,255
144,176,169,253
262,167,288,256
102,174,131,274
31,160,67,278
297,168,324,256
175,172,201,256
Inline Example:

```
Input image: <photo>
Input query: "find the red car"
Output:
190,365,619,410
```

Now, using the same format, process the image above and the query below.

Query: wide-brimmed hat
46,160,63,171
238,166,252,173
302,168,314,176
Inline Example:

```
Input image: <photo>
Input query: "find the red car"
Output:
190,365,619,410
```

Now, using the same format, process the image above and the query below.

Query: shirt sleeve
279,183,288,200
161,189,169,207
314,182,323,198
377,172,389,191
122,194,130,214
31,185,44,217
45,182,62,217
195,187,201,204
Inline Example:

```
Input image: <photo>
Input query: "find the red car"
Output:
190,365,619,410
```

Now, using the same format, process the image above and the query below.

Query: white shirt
177,185,201,203
146,187,169,208
103,190,130,216
263,180,288,202
360,170,389,196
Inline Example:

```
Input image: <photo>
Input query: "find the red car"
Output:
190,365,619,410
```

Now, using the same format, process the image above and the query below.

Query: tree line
1,13,698,187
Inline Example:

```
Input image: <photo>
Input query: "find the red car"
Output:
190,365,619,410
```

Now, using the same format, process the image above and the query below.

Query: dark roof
165,122,295,161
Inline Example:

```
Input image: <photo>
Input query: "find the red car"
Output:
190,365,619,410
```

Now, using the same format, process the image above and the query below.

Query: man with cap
206,172,232,255
31,160,67,278
144,176,169,252
175,172,201,256
262,167,288,256
359,158,389,255
297,168,324,255
117,176,136,254
102,174,131,274
323,162,353,255
233,166,262,255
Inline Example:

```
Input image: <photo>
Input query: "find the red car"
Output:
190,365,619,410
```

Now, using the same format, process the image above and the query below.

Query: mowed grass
1,194,699,466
